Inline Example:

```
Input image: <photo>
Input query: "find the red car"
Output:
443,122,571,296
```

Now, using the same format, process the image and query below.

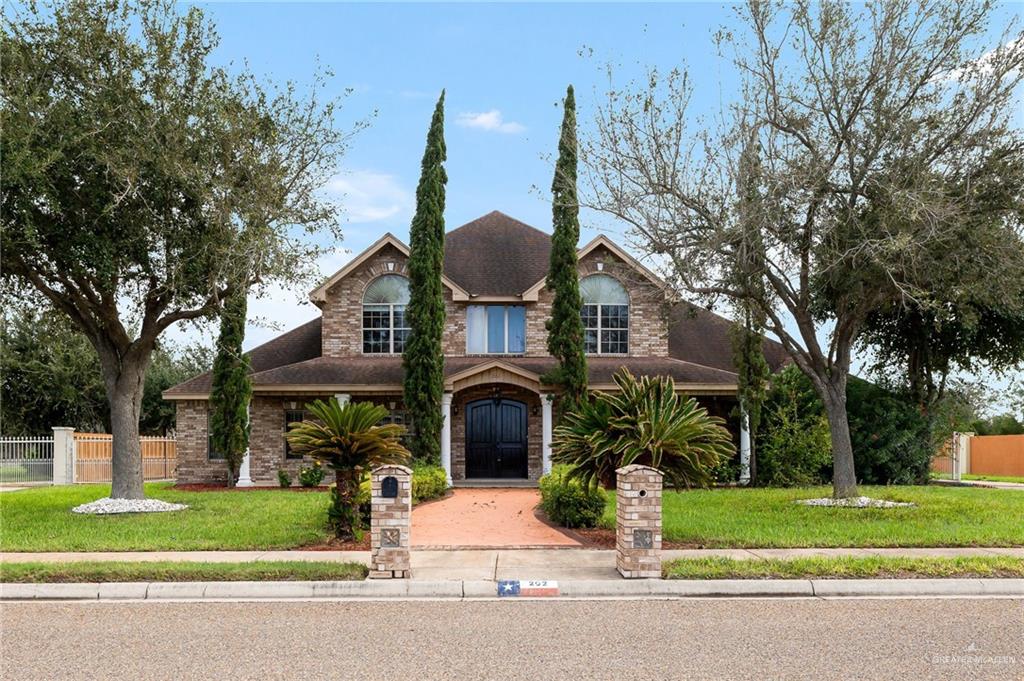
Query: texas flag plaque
497,580,559,597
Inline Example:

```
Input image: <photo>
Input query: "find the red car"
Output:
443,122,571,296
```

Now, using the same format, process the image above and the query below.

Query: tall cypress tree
208,289,252,486
544,85,588,414
402,91,447,464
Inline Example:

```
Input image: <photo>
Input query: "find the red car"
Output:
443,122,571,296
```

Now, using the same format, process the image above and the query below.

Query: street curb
2,578,1023,601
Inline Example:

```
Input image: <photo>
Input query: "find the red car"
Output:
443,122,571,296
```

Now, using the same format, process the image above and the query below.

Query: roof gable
520,234,670,301
309,233,470,305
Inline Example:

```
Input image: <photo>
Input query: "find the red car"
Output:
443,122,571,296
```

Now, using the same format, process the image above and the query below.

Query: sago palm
285,399,410,539
552,369,735,489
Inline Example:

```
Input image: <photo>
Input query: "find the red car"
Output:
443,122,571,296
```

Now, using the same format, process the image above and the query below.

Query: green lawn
0,560,367,583
600,485,1024,547
663,555,1024,579
0,483,332,552
963,474,1024,484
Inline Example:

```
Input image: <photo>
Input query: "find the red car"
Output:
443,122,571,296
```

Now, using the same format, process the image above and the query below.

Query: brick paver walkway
411,489,581,548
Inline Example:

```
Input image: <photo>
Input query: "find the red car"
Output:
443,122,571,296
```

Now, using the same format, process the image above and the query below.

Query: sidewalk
932,478,1024,490
3,547,1022,581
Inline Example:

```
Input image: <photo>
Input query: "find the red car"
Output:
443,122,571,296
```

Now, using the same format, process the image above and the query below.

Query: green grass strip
962,474,1024,484
663,555,1024,579
0,560,367,583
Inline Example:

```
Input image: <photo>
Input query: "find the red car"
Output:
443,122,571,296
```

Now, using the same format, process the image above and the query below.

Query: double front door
465,398,528,479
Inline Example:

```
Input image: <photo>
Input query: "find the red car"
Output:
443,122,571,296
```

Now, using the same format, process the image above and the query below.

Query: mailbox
381,475,398,498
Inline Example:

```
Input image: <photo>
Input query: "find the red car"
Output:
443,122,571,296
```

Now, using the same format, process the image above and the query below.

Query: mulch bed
299,535,371,551
172,484,328,493
568,527,704,550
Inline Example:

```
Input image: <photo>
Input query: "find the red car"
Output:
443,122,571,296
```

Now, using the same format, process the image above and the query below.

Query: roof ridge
446,210,552,240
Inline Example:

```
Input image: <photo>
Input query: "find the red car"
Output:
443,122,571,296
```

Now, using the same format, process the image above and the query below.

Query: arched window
580,274,629,354
362,275,411,354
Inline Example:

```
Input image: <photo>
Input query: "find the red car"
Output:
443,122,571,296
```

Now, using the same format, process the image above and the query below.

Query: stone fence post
369,464,412,579
615,464,663,579
51,427,76,485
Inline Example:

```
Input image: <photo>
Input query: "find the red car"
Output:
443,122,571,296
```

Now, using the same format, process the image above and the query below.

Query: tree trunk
106,361,148,500
820,376,859,499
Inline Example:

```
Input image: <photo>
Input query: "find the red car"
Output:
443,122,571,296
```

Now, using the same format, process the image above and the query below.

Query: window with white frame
466,305,526,354
580,274,629,354
362,275,411,354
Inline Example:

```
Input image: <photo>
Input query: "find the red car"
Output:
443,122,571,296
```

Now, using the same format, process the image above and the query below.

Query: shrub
846,377,931,485
755,366,932,486
756,368,832,486
552,369,735,489
276,469,292,488
412,463,448,503
298,461,324,488
284,399,410,540
539,465,607,528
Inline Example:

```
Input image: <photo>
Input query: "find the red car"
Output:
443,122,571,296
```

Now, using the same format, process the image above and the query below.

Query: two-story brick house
165,211,786,485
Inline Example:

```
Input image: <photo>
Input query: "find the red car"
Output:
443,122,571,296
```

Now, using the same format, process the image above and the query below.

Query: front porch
173,357,750,486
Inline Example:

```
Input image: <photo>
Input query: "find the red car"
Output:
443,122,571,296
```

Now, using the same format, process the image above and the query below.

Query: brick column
369,464,412,579
615,464,663,579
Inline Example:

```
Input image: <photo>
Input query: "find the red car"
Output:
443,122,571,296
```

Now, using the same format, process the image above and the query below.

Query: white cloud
324,170,412,224
939,36,1023,82
456,109,526,134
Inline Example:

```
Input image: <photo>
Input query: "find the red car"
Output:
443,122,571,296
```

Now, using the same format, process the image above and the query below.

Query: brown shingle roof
443,211,552,296
224,354,737,391
668,302,789,373
164,317,322,396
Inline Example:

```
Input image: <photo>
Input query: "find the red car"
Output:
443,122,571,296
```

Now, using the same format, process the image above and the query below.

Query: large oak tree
1,0,365,498
583,0,1024,497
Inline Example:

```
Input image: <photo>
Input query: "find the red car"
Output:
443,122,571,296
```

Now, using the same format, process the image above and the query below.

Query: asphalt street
2,597,1022,680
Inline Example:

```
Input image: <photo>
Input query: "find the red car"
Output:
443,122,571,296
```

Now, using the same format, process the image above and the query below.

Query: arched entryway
465,397,528,479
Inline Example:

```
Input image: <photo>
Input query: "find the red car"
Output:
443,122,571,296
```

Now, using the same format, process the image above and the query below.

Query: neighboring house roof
443,211,553,297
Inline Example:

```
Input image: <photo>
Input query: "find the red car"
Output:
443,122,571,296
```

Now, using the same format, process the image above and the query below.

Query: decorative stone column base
615,464,663,579
369,464,412,579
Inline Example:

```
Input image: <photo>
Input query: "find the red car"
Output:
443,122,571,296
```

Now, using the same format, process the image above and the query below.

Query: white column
440,392,453,485
236,401,254,487
739,406,751,485
541,394,554,475
51,427,75,485
334,393,351,407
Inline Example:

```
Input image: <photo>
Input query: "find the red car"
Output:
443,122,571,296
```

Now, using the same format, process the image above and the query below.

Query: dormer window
580,274,629,354
362,275,411,354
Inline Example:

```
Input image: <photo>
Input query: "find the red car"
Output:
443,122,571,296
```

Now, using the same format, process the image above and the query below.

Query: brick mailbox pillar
616,464,663,579
370,464,412,579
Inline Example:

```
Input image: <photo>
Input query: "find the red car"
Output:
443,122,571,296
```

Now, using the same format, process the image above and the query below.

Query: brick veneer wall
449,386,542,481
322,244,408,358
369,464,412,579
319,242,670,360
525,245,670,357
174,400,228,484
175,394,405,485
616,464,663,579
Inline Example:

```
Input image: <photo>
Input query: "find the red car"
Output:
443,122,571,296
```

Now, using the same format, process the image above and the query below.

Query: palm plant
552,369,735,489
285,399,410,539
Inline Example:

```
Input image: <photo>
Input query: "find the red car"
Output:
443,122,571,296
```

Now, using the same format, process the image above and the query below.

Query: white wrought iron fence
0,436,55,484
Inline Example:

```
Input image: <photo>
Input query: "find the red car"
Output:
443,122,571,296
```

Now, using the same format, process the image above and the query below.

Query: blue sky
175,2,752,346
171,2,1022,410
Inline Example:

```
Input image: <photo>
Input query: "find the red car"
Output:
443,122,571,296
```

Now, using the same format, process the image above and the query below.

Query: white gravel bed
71,498,189,514
796,496,914,508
